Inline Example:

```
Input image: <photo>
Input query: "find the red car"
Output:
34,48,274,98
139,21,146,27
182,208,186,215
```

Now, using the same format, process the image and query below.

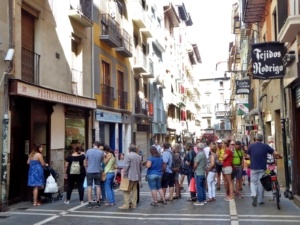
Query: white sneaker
80,201,84,205
64,200,70,204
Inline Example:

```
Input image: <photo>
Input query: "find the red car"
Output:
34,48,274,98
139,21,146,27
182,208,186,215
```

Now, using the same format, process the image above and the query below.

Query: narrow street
1,178,300,225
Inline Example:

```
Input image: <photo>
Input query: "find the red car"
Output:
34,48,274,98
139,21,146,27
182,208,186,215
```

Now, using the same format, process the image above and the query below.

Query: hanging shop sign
237,103,249,115
235,79,250,94
251,42,286,79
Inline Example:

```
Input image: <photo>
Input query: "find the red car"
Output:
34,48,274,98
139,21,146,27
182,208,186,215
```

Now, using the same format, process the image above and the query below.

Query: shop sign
235,80,250,94
237,103,249,115
95,109,122,123
10,80,96,108
251,42,286,79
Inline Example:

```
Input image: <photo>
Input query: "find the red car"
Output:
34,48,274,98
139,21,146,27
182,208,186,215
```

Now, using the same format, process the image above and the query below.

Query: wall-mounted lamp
0,48,14,62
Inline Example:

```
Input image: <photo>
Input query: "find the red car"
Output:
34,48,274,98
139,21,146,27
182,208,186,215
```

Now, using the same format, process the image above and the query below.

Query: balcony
133,47,147,73
242,0,267,23
99,14,122,48
131,1,148,28
141,58,154,78
117,90,128,110
21,47,40,85
71,68,82,96
140,16,154,38
115,29,133,57
101,84,114,107
163,3,180,27
278,0,298,43
135,97,150,116
69,0,93,27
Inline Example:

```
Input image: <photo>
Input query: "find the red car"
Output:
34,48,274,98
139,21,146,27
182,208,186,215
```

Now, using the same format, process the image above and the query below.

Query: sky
182,0,236,75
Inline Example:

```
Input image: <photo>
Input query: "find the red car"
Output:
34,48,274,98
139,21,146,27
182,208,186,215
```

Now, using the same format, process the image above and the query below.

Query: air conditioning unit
283,51,296,67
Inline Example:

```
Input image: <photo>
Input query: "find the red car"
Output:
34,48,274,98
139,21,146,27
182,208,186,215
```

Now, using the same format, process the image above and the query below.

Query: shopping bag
83,177,87,189
119,177,130,191
44,174,58,193
189,177,197,192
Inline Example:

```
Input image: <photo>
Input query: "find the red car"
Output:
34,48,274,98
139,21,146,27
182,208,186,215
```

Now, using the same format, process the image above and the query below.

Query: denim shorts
222,166,232,175
86,172,101,186
147,174,162,190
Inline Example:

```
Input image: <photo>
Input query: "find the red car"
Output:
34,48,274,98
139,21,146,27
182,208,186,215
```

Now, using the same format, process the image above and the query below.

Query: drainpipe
1,0,14,211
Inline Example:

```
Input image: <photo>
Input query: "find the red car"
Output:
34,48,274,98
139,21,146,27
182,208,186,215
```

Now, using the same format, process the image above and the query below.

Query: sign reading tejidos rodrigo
235,79,250,94
251,42,286,79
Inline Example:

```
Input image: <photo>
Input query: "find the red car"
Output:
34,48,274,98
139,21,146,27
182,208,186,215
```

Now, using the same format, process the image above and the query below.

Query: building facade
0,0,96,209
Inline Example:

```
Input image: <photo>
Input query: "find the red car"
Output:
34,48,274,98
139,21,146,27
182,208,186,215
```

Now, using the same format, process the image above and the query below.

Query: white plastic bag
44,174,58,193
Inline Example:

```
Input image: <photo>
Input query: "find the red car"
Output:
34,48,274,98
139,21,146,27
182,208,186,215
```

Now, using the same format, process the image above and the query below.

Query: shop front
95,109,123,153
8,79,96,203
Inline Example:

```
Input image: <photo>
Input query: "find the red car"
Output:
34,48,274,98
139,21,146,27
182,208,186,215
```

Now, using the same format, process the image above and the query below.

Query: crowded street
1,173,300,225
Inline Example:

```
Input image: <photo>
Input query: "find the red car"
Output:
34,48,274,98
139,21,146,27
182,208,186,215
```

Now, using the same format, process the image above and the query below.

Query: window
207,119,211,128
219,81,223,88
134,35,138,47
71,36,82,95
142,43,147,55
143,83,148,98
220,121,225,130
220,93,224,102
102,60,110,85
117,1,123,16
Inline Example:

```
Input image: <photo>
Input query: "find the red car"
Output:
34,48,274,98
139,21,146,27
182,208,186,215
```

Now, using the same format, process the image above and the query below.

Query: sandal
166,198,173,201
150,202,158,206
33,202,42,206
162,201,167,205
206,198,214,202
173,195,181,199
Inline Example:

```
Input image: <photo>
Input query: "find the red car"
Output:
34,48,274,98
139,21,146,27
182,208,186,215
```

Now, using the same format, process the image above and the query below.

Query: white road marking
27,209,65,213
63,214,230,221
8,212,57,216
229,199,239,225
33,215,60,225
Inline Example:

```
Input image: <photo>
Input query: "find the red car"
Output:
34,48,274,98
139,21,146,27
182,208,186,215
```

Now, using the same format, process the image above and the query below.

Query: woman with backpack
64,146,86,204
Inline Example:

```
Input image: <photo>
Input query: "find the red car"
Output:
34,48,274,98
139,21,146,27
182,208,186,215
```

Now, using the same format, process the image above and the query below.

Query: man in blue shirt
161,143,174,201
85,141,104,208
247,133,282,206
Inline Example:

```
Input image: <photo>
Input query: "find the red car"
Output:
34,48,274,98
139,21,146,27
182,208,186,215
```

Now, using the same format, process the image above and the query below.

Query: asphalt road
1,178,300,225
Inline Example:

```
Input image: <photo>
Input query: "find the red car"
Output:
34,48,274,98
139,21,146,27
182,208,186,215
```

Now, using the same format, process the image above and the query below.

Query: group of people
64,141,142,209
27,133,282,209
145,133,282,207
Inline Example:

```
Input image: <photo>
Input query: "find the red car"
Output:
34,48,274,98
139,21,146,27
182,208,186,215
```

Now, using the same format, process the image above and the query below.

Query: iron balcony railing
100,14,121,46
21,47,40,85
101,84,114,107
117,90,128,110
119,29,132,53
135,97,148,116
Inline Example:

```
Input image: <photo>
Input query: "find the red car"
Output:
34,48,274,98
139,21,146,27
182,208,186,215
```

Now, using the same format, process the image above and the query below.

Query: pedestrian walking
206,142,218,202
231,141,244,198
118,146,142,209
222,139,234,201
193,143,207,206
160,142,174,201
64,146,85,204
85,141,104,209
103,145,116,206
216,139,224,190
247,133,282,206
146,146,166,206
27,144,47,206
184,142,197,201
